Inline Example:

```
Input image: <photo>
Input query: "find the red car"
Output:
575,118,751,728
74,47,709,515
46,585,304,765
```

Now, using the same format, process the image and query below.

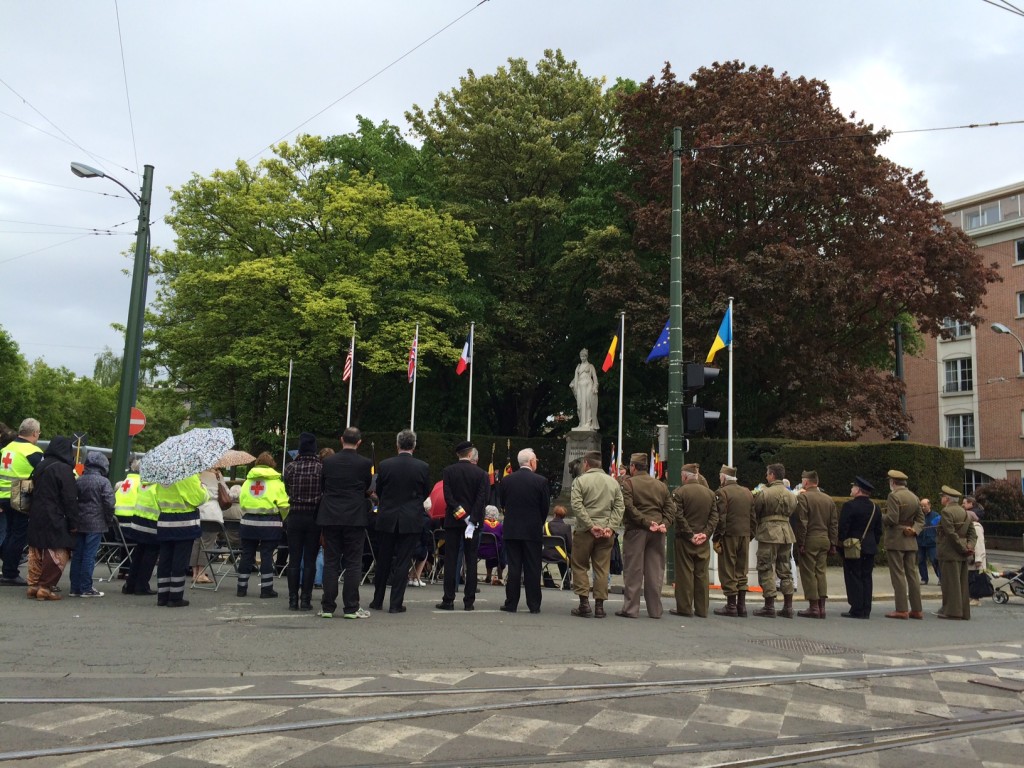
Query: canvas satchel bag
9,477,33,514
842,503,877,559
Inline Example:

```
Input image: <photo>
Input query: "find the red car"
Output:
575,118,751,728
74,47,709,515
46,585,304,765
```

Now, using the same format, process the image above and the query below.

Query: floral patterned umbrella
139,427,235,485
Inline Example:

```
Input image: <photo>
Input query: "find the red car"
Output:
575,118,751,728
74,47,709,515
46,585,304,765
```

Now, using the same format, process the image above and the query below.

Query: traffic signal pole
668,128,684,491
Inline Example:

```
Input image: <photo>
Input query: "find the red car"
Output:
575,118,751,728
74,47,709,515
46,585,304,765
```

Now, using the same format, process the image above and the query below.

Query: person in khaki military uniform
569,451,625,619
793,470,838,619
671,463,718,618
752,463,798,618
712,465,755,617
617,453,672,619
936,485,977,620
882,469,925,619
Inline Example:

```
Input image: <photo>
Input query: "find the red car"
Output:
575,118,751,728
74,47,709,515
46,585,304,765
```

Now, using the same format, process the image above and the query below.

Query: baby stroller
992,568,1024,604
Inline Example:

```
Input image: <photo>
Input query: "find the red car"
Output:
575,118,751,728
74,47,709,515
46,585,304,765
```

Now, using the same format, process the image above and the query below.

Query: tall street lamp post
71,162,154,484
991,322,1024,371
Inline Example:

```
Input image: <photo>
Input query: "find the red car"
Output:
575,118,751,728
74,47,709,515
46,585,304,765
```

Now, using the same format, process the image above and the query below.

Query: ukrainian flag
705,306,732,363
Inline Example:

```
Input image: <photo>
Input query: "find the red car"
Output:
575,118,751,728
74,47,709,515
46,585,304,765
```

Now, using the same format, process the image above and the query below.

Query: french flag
456,328,472,375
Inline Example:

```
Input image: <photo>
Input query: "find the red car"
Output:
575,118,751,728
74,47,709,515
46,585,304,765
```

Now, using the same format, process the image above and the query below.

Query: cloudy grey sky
2,0,1021,378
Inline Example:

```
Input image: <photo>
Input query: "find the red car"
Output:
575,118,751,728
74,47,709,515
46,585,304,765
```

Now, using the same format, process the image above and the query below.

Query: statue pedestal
560,429,600,500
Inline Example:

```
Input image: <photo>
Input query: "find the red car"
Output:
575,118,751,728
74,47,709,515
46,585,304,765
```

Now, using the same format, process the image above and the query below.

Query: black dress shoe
166,599,190,608
388,605,407,614
435,602,455,610
368,601,383,611
499,605,517,613
0,576,28,587
122,584,134,595
135,588,156,596
463,603,475,611
529,608,541,614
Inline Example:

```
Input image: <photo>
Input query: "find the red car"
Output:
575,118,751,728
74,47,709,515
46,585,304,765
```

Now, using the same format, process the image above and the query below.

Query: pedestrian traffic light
683,363,721,436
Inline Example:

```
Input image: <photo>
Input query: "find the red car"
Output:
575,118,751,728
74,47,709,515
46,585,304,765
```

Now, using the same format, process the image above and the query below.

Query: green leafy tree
407,49,614,436
590,61,1000,440
151,135,473,449
92,347,121,388
0,326,30,426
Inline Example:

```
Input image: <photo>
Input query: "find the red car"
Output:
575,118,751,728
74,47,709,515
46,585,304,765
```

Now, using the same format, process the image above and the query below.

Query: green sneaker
318,610,333,619
343,608,371,619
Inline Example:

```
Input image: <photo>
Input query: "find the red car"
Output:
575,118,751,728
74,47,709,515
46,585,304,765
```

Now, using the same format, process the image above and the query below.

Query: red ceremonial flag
342,341,354,382
456,329,472,375
407,332,418,383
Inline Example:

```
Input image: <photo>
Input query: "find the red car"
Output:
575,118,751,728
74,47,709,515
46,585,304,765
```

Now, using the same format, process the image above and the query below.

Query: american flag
407,332,418,383
342,341,354,382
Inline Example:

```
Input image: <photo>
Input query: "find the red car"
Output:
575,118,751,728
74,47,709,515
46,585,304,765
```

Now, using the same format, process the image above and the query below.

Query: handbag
842,503,877,559
217,482,233,511
9,477,33,513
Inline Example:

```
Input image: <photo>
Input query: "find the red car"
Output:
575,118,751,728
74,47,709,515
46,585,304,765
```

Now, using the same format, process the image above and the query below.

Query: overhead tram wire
246,0,492,162
980,0,1024,18
0,172,130,198
113,0,141,177
0,111,137,176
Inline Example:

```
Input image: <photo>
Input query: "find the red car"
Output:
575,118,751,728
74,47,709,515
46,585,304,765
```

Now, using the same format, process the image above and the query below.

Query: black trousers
372,530,418,610
286,513,321,599
156,539,193,604
1,504,28,579
238,538,278,594
127,541,159,593
504,538,542,612
443,526,479,606
843,555,875,617
322,525,367,614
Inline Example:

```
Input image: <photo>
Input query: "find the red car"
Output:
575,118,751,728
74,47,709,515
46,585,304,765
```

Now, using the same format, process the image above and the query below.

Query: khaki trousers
571,531,613,600
887,549,922,612
620,528,665,618
756,541,793,598
798,535,830,601
717,536,749,595
674,537,710,617
939,558,970,620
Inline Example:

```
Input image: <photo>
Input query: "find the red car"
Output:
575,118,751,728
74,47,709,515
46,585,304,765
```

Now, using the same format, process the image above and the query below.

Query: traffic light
683,362,721,436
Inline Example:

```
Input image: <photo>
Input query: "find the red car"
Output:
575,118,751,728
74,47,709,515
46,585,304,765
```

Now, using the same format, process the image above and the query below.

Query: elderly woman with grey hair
479,505,505,585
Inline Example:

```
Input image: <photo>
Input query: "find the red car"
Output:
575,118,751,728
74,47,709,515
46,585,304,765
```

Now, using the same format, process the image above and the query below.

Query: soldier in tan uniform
793,470,838,619
752,463,798,618
712,465,755,617
617,453,672,619
671,463,718,618
882,469,925,620
936,485,976,620
569,450,625,618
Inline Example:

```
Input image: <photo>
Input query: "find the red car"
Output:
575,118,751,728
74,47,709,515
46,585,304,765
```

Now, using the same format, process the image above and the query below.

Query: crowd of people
0,416,1004,622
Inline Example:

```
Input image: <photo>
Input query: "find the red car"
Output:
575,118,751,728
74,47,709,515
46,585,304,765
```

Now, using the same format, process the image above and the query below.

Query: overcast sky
2,0,1022,378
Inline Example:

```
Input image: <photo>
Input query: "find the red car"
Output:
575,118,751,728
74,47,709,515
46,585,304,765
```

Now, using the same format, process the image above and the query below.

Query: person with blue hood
70,451,116,597
26,435,80,601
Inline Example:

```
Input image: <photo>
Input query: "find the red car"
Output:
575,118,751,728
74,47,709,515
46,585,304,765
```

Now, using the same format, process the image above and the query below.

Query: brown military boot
594,599,606,618
753,596,776,618
714,595,738,617
571,596,592,618
778,594,795,618
736,591,748,617
797,599,821,619
818,597,827,619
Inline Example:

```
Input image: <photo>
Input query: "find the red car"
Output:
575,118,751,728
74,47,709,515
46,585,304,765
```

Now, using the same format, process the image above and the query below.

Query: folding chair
542,534,571,590
360,529,377,586
477,531,501,582
191,519,242,591
429,529,446,584
95,520,135,582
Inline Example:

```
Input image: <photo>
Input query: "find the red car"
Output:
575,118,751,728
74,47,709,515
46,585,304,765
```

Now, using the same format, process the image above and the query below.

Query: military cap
454,440,475,455
681,463,700,474
852,476,874,493
940,484,962,499
720,465,737,478
801,470,818,483
887,469,908,481
629,452,648,466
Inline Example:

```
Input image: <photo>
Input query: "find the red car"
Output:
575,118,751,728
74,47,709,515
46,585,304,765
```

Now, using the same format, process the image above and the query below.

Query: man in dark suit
499,448,551,613
371,429,430,614
437,441,490,611
316,427,373,620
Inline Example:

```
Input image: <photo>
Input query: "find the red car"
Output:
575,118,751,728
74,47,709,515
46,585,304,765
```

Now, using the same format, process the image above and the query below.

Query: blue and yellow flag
705,306,732,363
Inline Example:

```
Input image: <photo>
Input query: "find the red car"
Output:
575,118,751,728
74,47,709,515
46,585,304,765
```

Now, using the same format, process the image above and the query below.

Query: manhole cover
748,638,856,655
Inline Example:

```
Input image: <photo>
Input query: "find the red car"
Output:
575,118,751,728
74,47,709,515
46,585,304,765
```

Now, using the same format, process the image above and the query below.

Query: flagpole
617,311,625,472
727,296,734,467
466,322,474,441
410,323,419,432
346,321,356,428
282,358,293,471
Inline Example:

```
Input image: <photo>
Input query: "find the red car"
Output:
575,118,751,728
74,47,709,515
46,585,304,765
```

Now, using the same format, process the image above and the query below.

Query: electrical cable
0,172,129,198
980,0,1024,17
114,0,141,177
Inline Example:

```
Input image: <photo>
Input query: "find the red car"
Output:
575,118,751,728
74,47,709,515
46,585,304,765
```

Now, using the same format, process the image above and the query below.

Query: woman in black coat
838,477,883,619
26,435,80,601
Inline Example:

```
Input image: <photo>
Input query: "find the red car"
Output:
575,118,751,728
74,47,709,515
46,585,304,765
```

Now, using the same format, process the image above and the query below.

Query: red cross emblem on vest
120,479,133,493
1,452,12,471
251,480,266,496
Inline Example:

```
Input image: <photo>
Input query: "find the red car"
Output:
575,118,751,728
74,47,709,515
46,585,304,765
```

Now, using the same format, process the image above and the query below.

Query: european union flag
646,319,669,362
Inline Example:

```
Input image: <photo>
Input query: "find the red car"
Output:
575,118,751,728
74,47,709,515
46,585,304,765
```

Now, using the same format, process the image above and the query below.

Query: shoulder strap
861,504,877,538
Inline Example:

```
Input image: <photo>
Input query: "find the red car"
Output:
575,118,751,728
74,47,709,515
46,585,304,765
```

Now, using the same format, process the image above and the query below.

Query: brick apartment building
901,181,1024,494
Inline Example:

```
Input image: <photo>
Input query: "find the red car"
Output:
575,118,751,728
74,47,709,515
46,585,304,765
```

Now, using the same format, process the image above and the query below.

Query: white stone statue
570,348,599,431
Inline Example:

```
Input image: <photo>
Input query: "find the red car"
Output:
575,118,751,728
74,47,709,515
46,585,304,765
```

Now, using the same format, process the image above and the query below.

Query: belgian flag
601,317,622,373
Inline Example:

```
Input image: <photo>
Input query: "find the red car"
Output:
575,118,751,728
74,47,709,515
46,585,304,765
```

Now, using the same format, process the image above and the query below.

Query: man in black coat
499,448,551,613
437,441,490,611
316,427,373,619
839,476,883,619
370,429,430,613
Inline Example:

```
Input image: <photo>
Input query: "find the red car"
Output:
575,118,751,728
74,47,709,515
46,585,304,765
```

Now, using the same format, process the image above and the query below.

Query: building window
1016,238,1024,264
1001,195,1021,222
945,414,975,449
944,358,973,393
965,202,1000,230
964,469,994,496
941,317,971,339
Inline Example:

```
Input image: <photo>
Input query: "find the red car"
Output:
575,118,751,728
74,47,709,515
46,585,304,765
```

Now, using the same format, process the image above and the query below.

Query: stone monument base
560,429,601,500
